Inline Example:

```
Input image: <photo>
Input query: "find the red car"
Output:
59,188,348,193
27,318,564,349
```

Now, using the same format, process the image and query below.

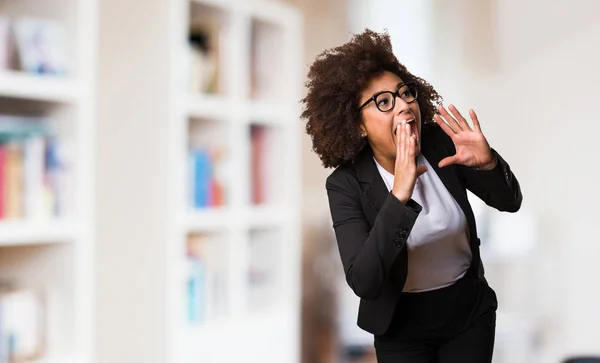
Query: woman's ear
359,124,367,138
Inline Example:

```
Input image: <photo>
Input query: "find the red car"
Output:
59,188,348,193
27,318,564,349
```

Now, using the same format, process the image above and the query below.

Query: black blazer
325,124,522,335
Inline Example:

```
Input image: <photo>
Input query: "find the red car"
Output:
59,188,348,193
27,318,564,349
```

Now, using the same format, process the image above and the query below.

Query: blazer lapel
354,146,389,215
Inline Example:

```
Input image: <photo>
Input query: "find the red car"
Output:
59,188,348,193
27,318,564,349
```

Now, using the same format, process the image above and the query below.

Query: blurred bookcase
0,0,96,362
170,1,303,363
97,0,302,361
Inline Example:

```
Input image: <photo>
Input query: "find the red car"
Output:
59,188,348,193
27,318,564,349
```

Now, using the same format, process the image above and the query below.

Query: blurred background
0,0,598,363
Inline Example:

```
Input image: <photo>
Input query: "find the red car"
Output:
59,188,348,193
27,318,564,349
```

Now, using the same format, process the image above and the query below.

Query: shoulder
326,162,358,190
325,162,365,210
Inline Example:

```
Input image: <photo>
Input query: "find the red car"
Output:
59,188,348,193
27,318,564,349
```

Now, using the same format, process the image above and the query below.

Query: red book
250,126,266,205
0,145,5,219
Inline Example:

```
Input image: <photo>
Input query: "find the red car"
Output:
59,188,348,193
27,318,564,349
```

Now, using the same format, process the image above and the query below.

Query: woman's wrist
391,189,409,204
472,153,498,171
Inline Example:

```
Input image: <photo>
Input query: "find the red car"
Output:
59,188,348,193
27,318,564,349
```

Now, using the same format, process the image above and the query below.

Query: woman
300,29,522,362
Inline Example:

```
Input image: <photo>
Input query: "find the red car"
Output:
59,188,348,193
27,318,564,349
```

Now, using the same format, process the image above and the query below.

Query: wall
345,0,600,360
403,0,600,361
96,1,171,362
442,1,600,359
286,0,351,362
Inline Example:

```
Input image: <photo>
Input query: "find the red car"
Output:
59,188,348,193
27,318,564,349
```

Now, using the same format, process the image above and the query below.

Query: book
190,149,211,209
188,147,225,209
187,234,207,323
250,125,266,205
186,233,230,323
250,125,283,205
0,115,66,220
0,286,46,363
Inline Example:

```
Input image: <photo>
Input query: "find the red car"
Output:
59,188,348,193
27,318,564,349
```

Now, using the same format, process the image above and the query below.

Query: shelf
186,94,232,120
186,96,296,124
249,100,294,125
187,304,286,333
184,207,231,232
189,0,233,12
35,354,83,363
183,206,287,232
0,219,77,246
244,1,299,25
0,71,81,103
247,205,286,228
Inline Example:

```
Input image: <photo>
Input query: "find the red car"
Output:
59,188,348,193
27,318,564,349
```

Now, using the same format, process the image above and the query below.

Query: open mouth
393,119,418,141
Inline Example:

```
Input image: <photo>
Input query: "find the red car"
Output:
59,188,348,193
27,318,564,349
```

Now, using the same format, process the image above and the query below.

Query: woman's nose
394,96,410,115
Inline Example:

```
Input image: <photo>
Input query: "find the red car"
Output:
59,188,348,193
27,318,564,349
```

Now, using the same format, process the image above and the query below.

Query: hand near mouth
434,105,497,170
393,118,417,139
391,119,427,204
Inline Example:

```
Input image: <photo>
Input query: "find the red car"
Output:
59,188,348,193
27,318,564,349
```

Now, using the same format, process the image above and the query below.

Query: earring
361,132,367,138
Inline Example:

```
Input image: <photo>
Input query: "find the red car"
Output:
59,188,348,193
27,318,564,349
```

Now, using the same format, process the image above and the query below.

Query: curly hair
301,29,443,169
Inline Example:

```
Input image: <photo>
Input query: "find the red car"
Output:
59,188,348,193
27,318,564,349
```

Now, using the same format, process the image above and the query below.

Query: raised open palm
433,105,496,170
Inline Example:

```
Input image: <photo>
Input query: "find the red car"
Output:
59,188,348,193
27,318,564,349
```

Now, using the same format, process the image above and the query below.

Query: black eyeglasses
358,81,418,112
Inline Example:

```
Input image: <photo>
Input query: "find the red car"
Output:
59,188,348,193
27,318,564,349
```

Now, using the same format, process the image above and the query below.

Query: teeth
393,120,417,135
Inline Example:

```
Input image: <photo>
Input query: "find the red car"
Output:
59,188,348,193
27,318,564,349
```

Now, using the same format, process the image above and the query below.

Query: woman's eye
399,87,411,98
377,99,389,107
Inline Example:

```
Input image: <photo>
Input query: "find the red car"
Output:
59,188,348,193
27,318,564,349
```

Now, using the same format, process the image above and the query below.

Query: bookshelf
0,71,81,103
0,0,96,362
171,2,303,362
0,219,77,246
97,0,302,362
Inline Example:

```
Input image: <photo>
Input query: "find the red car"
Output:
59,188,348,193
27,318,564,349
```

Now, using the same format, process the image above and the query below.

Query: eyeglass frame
357,81,418,112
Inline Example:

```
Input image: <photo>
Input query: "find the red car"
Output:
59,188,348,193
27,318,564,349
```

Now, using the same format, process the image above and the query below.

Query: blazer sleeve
326,170,422,300
430,124,522,212
459,148,523,212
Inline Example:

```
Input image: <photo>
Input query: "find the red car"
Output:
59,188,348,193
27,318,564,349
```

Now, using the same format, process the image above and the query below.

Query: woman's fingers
405,123,413,163
408,132,416,159
395,121,419,174
392,120,424,202
438,155,459,168
434,113,457,136
396,124,401,154
398,122,406,161
438,105,463,132
448,104,472,131
469,109,482,133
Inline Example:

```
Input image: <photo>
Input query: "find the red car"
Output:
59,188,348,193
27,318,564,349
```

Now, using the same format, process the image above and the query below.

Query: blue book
192,149,212,208
45,138,62,216
187,259,206,323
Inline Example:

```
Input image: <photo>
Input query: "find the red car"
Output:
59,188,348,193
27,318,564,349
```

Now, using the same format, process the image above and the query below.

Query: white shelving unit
96,1,302,363
169,2,303,362
0,0,96,362
0,71,81,103
0,219,77,246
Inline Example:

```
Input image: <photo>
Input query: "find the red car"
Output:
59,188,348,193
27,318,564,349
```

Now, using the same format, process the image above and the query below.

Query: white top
374,154,472,293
